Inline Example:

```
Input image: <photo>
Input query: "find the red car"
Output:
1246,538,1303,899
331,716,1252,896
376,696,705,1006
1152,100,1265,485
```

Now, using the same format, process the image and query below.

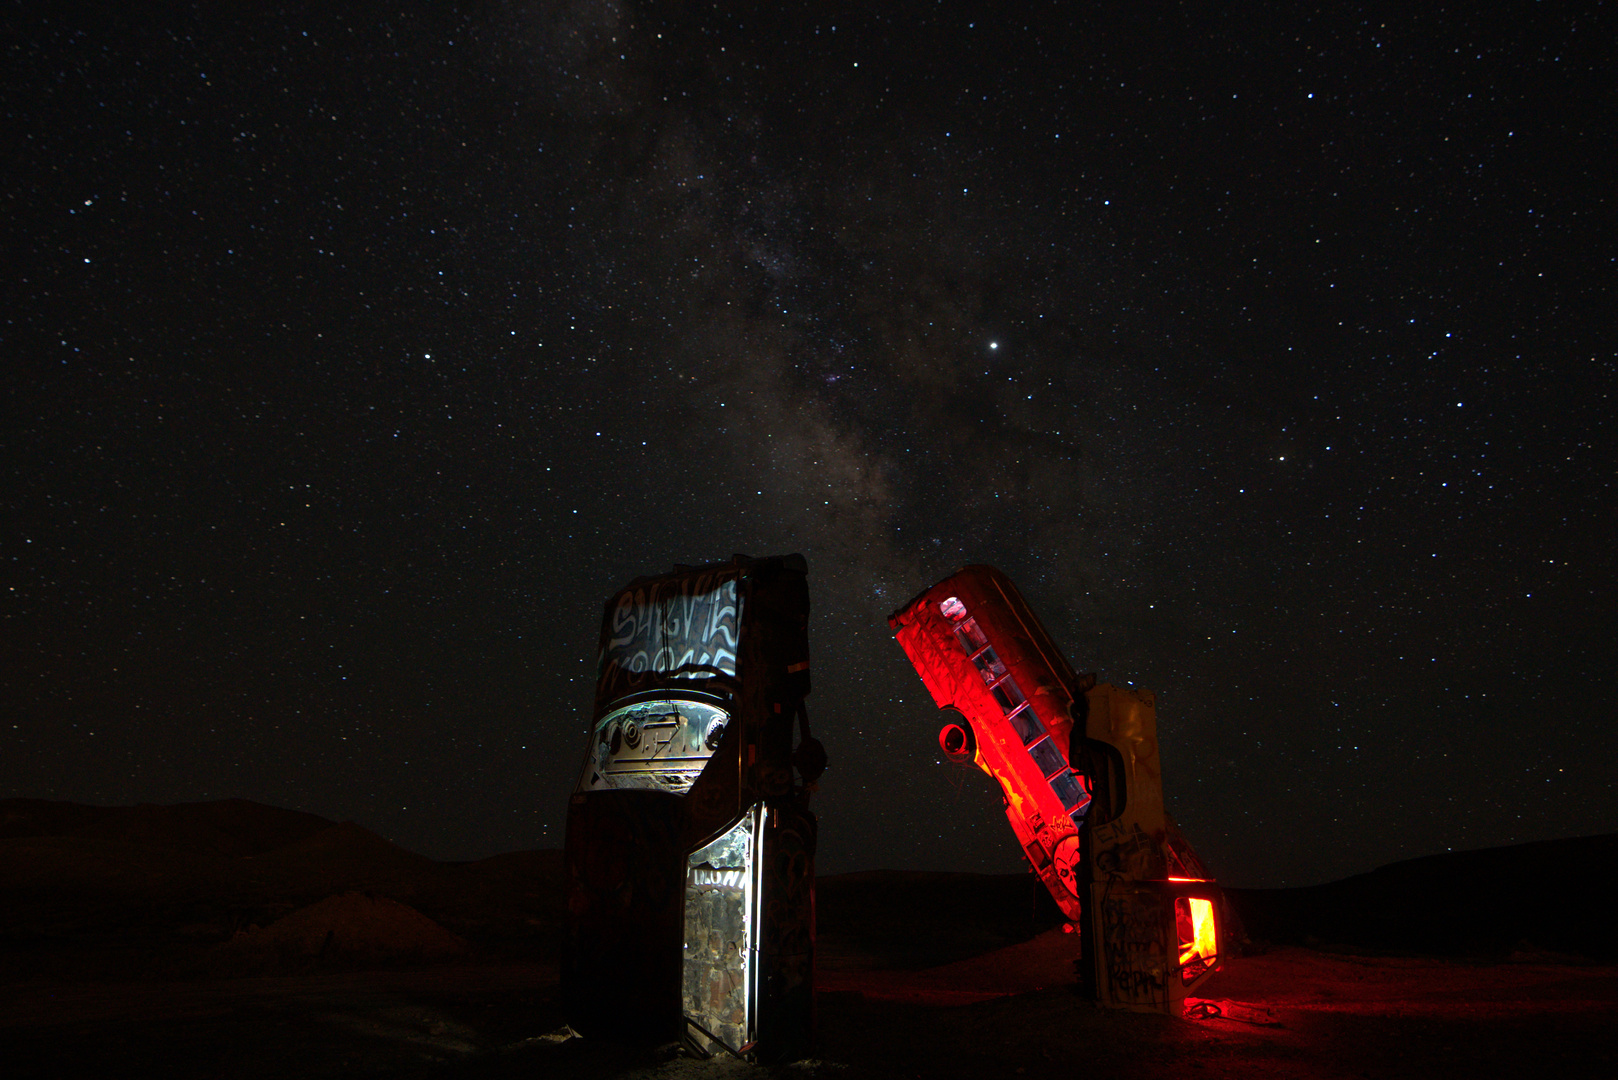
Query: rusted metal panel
683,805,763,1056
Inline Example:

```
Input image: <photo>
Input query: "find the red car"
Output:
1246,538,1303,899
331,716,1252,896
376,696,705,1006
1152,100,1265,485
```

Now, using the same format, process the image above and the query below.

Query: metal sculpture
563,554,823,1061
890,564,1223,1015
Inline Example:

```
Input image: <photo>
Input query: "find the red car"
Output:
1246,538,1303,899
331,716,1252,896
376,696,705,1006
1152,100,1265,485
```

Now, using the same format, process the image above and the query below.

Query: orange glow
1167,876,1207,882
1176,897,1218,971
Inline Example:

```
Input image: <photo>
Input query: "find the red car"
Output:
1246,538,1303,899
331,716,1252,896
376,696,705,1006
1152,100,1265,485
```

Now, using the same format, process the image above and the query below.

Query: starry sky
3,2,1613,888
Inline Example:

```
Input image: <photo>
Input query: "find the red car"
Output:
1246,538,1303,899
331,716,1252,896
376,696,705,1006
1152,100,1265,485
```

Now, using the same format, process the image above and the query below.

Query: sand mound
213,892,468,973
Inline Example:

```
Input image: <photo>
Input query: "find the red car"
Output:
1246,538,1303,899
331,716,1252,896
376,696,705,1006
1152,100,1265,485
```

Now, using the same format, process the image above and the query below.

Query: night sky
4,2,1613,888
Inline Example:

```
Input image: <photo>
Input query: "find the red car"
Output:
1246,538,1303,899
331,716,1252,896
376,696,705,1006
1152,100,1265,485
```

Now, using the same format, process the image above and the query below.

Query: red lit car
890,568,1093,920
891,565,1225,1015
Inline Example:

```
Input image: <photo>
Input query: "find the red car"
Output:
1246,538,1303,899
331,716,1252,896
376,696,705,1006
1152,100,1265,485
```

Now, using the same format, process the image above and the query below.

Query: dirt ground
3,810,1611,1078
4,929,1614,1079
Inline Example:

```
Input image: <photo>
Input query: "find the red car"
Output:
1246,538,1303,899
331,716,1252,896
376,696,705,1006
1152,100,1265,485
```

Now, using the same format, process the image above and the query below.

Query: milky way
3,3,1613,886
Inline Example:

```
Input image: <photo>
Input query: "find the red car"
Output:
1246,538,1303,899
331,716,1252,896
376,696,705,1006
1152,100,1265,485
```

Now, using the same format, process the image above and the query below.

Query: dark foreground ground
4,934,1615,1079
4,801,1615,1079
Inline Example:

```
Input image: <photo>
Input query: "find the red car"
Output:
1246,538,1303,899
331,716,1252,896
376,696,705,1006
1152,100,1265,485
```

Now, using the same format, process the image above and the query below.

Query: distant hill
816,869,1065,970
5,798,1612,973
1227,833,1618,961
0,798,565,977
821,835,1618,967
0,797,335,855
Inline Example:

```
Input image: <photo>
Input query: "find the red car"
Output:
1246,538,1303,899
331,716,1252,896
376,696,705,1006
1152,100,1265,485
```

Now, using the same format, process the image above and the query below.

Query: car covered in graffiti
890,565,1225,1015
564,554,822,1061
890,572,1093,921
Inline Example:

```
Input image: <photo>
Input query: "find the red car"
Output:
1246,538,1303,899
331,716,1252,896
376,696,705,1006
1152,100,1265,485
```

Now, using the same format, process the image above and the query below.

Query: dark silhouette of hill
0,797,335,855
1227,833,1618,961
821,836,1618,968
233,819,446,900
816,869,1065,970
0,798,564,978
5,797,1613,978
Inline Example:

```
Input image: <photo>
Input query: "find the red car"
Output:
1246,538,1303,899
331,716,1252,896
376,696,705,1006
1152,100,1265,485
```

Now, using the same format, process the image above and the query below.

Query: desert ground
3,800,1614,1079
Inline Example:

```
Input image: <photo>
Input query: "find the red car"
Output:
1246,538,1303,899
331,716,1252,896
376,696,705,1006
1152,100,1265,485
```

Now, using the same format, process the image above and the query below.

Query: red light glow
1176,897,1218,977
